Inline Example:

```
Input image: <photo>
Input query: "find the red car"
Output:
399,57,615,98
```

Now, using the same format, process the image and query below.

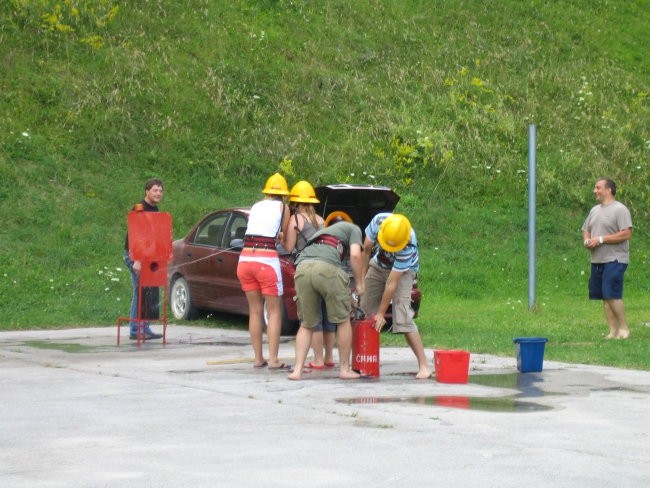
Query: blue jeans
124,250,151,335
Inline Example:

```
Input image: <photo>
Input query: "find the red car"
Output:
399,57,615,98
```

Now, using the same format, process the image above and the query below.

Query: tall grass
0,1,648,367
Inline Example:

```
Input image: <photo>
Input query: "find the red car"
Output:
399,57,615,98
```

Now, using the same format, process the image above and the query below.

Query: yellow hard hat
289,180,319,203
262,173,290,196
377,214,411,252
324,211,352,227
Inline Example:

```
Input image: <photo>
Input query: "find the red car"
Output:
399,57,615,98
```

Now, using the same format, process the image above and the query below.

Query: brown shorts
362,262,418,333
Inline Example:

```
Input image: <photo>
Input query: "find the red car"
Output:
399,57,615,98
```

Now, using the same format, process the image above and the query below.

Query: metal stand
117,279,168,346
118,209,173,347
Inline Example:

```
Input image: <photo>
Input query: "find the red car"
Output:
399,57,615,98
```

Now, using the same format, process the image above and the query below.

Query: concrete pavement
1,325,649,487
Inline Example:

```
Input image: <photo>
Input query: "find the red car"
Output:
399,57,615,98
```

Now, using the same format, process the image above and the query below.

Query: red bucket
352,317,380,377
433,350,470,384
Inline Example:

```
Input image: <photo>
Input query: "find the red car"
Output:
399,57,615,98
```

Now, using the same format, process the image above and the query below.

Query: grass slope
0,0,648,368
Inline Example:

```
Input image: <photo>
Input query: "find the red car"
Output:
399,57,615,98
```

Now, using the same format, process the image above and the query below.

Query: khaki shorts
295,260,351,328
362,262,417,333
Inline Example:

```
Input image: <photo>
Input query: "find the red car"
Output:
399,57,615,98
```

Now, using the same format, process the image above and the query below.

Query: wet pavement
1,325,649,487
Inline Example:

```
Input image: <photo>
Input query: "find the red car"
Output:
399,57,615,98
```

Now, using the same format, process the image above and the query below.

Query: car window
226,213,248,247
193,213,230,247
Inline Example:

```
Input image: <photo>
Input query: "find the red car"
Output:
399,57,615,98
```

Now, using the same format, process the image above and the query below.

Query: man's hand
133,260,142,273
354,282,365,296
584,237,602,249
373,314,386,332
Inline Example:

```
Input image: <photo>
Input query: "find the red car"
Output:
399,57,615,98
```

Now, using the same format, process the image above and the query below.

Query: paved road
1,326,649,487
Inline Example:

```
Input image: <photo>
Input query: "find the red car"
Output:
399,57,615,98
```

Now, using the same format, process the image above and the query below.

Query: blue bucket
513,337,548,373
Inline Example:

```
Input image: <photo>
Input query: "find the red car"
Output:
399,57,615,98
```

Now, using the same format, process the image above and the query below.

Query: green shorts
295,260,351,328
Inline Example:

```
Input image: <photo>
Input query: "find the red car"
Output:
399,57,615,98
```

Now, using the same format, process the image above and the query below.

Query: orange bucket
352,317,380,377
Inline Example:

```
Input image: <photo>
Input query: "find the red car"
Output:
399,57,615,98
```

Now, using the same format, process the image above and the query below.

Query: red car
168,184,421,335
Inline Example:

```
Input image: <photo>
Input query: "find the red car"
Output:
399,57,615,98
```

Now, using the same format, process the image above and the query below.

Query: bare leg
245,290,266,366
323,331,336,365
336,319,360,379
288,326,313,380
309,331,325,367
405,331,432,379
605,299,630,339
603,300,617,338
264,295,283,367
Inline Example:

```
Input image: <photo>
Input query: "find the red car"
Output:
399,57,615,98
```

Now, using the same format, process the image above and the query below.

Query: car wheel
170,276,197,320
263,300,299,336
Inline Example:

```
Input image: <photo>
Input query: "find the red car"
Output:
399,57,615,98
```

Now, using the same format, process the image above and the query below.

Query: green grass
398,293,650,370
0,0,648,369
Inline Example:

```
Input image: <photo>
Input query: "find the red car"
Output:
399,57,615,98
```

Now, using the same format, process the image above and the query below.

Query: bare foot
416,369,433,380
339,368,361,380
605,333,616,339
615,329,630,339
288,370,302,381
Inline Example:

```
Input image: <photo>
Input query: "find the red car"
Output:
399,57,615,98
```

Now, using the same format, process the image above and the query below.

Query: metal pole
528,125,537,310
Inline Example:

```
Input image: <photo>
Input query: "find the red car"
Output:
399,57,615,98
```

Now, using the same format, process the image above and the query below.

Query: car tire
263,300,299,336
170,276,197,320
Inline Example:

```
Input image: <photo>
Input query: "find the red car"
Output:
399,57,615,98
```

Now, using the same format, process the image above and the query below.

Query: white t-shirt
246,199,284,237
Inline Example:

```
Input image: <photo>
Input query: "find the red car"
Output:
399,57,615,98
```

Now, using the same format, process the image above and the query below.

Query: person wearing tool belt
284,180,336,370
237,173,291,370
288,220,365,380
361,213,432,379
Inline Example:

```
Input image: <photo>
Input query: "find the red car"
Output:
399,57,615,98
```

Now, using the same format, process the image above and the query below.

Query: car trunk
314,184,400,234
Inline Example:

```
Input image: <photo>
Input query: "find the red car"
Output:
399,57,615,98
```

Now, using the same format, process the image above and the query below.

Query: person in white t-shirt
237,173,291,368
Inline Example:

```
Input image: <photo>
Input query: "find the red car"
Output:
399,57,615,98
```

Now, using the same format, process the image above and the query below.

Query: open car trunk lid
314,184,400,233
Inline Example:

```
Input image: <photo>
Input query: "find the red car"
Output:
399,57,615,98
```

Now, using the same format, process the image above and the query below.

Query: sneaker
129,331,163,340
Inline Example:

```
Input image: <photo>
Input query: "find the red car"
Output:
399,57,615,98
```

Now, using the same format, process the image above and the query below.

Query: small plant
11,0,119,48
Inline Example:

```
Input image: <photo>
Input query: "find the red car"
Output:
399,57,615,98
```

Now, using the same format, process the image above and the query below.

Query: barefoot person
284,180,335,370
360,213,431,379
582,178,633,339
289,220,365,380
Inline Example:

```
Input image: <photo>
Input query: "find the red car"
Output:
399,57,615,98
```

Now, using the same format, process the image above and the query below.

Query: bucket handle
351,292,366,320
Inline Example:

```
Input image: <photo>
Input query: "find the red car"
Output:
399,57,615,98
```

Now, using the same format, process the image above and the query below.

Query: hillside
0,0,648,329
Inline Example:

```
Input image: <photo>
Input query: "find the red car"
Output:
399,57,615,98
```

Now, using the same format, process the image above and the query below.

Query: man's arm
372,269,402,332
584,227,632,249
349,243,365,296
602,227,633,244
361,236,374,280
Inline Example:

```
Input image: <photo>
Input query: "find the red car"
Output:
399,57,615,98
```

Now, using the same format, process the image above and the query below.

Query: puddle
468,372,562,398
336,372,557,412
336,395,553,412
22,340,101,353
336,369,650,412
470,371,650,396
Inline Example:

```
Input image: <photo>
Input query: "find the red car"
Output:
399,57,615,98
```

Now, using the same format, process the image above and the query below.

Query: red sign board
127,211,173,286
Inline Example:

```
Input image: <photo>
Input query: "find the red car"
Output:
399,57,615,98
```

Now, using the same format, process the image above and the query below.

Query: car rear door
181,212,231,309
211,212,248,312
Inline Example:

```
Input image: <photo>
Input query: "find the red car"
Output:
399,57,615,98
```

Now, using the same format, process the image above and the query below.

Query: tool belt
312,234,345,259
312,234,341,248
244,235,277,250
